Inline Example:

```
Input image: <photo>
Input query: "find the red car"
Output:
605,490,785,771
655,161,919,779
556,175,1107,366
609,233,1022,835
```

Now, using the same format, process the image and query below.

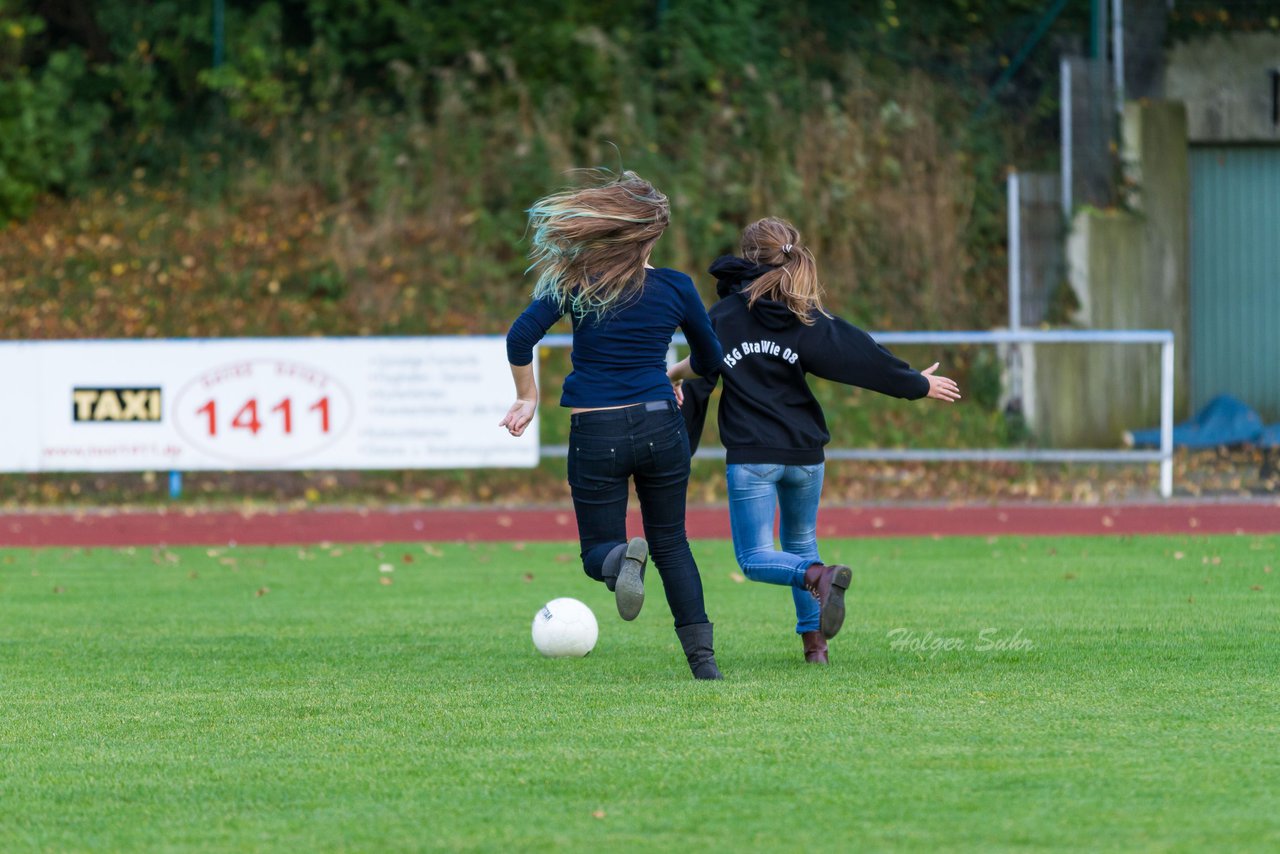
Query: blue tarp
1127,395,1265,449
1258,423,1280,449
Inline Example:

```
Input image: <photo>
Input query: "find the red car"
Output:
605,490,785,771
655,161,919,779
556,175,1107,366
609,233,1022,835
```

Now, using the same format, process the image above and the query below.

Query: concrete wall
1013,171,1065,327
1120,100,1190,395
1164,33,1280,143
1027,101,1190,447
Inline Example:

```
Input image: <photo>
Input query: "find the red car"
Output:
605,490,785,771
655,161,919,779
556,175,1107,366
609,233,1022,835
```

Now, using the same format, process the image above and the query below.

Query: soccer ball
531,597,598,658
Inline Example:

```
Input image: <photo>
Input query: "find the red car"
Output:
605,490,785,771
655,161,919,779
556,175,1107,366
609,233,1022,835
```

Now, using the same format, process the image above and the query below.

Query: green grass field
2,533,1278,852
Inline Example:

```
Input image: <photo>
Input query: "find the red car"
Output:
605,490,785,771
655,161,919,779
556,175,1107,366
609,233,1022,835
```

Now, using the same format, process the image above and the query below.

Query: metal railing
538,329,1176,498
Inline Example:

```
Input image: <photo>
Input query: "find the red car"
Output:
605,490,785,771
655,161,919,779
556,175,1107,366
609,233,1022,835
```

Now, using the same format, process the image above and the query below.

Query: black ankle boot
600,543,627,592
612,537,647,621
675,622,724,680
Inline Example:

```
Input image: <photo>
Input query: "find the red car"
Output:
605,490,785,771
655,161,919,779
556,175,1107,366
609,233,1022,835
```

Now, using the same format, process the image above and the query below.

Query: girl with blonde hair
670,217,960,664
502,170,726,679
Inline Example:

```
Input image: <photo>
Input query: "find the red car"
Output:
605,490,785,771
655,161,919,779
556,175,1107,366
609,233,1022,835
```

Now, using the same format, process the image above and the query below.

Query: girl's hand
671,378,684,406
499,399,538,437
921,363,961,403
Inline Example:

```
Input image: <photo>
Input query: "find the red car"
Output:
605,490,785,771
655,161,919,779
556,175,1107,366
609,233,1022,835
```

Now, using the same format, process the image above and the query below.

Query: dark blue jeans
567,400,709,628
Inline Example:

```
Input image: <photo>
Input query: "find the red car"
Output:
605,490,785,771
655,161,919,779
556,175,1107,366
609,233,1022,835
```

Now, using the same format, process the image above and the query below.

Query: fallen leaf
380,577,393,586
256,587,270,597
729,572,746,583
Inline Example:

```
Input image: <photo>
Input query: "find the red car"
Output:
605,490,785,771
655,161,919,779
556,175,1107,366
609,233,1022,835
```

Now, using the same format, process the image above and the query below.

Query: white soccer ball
531,597,598,658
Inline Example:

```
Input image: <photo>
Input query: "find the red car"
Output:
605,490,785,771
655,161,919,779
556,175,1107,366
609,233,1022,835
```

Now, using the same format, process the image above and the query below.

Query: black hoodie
682,255,930,465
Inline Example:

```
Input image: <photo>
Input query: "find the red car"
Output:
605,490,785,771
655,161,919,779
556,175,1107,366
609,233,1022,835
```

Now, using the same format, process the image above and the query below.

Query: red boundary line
1,503,1277,548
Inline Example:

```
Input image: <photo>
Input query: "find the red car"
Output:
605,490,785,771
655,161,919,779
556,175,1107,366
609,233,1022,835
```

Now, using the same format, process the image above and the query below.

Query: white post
1061,56,1073,219
1007,171,1022,333
1007,172,1023,409
1160,338,1175,498
1112,0,1125,116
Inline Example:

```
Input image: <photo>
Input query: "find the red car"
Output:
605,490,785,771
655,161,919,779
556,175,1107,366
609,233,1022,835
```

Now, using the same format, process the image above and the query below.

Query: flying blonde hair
740,217,829,325
526,170,670,318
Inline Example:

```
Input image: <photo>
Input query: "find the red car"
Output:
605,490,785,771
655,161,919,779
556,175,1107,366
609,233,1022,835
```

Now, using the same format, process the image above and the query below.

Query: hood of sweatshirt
707,255,799,331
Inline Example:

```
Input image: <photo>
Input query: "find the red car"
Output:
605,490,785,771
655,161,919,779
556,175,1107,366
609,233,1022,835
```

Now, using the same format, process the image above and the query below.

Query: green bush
0,11,107,220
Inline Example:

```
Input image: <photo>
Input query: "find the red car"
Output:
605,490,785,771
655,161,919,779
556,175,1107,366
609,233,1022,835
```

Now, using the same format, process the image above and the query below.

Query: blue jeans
567,401,708,629
726,462,824,634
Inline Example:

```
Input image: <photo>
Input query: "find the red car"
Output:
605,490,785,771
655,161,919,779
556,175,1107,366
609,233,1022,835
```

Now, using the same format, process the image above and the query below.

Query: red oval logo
173,359,353,466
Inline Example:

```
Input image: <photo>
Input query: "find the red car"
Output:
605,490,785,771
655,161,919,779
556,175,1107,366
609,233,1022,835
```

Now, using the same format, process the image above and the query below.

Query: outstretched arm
920,362,961,403
805,315,949,401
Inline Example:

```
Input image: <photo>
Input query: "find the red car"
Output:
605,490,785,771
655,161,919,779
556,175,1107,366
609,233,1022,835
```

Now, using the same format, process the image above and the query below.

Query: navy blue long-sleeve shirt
506,267,722,408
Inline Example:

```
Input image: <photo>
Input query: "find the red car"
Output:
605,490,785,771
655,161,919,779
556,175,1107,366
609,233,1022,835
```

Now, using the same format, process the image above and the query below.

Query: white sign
0,337,537,472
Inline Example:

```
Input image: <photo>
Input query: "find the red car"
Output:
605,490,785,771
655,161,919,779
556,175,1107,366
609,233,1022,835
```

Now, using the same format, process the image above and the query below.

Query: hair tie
782,243,794,255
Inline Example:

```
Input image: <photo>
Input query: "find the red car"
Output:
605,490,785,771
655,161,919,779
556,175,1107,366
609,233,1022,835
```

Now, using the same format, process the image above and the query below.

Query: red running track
1,502,1277,547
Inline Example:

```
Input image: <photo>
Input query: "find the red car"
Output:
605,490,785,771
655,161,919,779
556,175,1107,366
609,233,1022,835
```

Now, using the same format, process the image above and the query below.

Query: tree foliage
3,0,1104,329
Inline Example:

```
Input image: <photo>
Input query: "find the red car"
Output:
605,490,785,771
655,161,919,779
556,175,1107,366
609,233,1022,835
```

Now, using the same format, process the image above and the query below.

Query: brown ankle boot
801,630,829,664
803,563,853,639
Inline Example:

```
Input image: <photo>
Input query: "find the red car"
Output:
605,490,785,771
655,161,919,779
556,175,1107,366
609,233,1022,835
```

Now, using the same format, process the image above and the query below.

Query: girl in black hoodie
669,217,960,664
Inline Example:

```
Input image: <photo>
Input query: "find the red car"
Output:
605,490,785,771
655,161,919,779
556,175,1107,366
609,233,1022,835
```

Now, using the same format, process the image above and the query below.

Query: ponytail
740,217,829,325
